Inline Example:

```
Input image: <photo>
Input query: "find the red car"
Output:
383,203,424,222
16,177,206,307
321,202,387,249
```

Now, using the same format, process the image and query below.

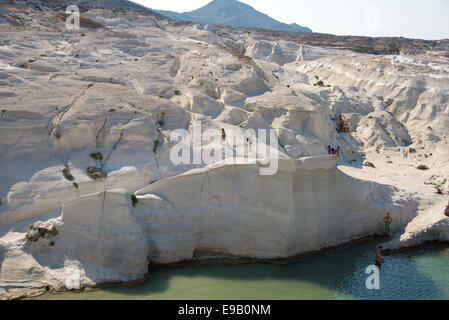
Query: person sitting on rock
444,202,449,217
436,189,443,195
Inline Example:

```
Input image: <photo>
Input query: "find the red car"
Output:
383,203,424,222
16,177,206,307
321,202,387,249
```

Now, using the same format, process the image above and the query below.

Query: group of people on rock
336,115,349,133
328,145,340,156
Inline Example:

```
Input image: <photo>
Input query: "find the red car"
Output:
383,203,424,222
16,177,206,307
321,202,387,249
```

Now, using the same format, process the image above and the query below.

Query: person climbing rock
221,128,226,143
384,212,393,234
336,146,340,157
376,246,383,266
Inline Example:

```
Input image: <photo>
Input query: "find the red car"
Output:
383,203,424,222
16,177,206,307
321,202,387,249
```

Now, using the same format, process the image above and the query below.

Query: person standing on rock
444,201,449,217
384,212,393,234
221,128,226,143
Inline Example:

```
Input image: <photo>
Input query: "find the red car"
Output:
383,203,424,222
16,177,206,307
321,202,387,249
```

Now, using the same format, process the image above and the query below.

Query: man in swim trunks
384,213,393,234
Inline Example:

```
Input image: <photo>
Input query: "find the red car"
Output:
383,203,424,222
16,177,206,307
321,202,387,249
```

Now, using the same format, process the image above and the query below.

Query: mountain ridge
157,0,312,33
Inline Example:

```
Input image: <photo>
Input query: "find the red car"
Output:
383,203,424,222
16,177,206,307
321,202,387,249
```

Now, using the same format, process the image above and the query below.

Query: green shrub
417,165,429,170
87,167,107,180
363,162,375,168
62,166,74,181
131,194,139,207
90,152,103,161
157,112,166,127
19,63,29,69
313,80,327,87
409,148,416,153
73,182,79,189
174,90,181,96
153,140,160,153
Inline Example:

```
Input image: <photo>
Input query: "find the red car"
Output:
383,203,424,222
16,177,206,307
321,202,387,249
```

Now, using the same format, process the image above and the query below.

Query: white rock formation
0,1,448,298
383,200,449,250
133,156,417,264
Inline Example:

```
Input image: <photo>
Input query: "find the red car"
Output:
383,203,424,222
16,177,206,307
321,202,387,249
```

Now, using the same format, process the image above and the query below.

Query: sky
133,0,449,40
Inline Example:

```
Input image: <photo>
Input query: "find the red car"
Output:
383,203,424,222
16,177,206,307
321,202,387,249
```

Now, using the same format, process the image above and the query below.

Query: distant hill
158,0,312,33
57,0,151,11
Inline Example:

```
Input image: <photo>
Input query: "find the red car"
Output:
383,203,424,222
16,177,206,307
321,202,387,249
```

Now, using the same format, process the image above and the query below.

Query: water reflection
34,240,449,300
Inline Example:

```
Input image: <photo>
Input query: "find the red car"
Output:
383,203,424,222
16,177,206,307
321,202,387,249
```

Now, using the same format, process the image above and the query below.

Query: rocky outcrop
134,157,417,264
53,189,149,282
0,189,149,299
383,203,449,251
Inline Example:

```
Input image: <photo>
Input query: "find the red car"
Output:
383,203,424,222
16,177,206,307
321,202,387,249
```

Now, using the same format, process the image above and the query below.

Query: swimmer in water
376,246,383,266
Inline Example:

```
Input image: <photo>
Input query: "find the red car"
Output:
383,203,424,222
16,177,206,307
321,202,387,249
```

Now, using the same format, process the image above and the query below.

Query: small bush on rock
363,162,376,168
153,140,160,153
62,166,74,181
87,167,107,180
26,222,58,242
90,152,103,161
131,194,139,207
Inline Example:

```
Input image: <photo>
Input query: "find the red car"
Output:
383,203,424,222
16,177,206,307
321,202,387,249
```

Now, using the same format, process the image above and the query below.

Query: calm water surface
34,240,449,300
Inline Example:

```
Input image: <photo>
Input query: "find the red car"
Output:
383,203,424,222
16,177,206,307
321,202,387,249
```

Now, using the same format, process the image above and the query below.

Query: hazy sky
133,0,449,40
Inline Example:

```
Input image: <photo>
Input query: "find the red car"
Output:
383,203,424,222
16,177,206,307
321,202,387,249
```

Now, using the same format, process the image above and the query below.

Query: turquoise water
34,240,449,300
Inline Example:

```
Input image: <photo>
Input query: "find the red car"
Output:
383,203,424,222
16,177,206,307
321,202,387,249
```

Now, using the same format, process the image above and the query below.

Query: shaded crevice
48,83,94,138
95,117,108,148
102,129,125,167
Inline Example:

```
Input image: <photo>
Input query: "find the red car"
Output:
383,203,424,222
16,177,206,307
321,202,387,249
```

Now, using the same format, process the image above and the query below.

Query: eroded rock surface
0,0,448,298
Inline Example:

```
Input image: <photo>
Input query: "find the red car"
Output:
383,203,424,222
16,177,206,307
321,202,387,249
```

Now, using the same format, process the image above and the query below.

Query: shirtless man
384,213,393,234
376,246,383,266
